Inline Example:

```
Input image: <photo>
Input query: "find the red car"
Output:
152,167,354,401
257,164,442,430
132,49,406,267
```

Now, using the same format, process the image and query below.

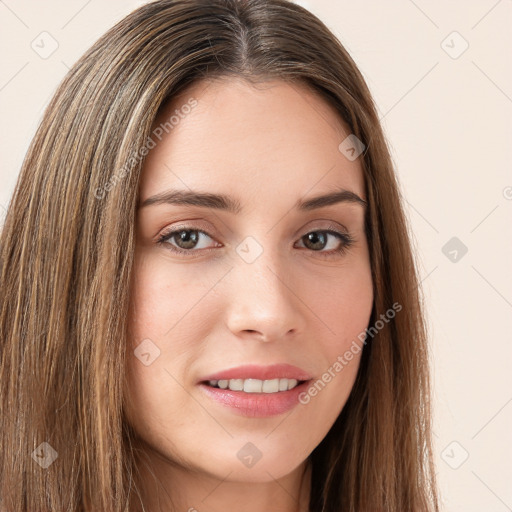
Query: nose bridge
226,234,303,341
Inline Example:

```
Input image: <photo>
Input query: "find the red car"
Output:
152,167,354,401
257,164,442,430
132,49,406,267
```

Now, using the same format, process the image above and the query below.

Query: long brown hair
0,0,439,510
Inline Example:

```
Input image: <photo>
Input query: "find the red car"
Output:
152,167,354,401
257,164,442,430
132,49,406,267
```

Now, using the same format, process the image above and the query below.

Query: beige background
1,1,511,510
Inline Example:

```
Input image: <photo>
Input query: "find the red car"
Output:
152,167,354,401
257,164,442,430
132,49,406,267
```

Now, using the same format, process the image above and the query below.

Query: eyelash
156,224,355,259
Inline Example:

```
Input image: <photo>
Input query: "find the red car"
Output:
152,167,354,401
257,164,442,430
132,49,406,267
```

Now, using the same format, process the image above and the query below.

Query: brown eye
157,228,219,253
156,226,354,259
302,231,328,250
172,230,200,250
295,230,354,257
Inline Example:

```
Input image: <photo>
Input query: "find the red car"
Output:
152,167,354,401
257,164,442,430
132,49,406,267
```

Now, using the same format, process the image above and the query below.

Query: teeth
244,379,262,393
229,379,244,391
207,378,301,393
262,378,279,393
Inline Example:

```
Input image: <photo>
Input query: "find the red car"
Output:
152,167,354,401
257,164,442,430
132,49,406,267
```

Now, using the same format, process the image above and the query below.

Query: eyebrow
139,188,367,212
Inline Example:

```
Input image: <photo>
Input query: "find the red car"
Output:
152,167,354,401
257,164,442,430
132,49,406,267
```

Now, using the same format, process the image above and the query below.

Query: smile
206,378,302,393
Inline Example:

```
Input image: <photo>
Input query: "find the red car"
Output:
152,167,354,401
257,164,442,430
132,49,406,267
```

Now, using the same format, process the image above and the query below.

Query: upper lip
200,363,313,383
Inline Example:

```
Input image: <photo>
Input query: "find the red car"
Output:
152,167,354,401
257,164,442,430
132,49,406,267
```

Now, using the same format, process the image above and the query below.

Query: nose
225,245,306,343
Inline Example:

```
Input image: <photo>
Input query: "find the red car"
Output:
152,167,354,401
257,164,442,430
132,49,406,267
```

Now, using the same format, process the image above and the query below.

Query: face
124,77,373,485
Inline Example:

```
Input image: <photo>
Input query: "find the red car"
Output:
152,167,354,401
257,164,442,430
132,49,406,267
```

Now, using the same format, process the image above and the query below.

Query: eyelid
157,218,349,239
154,220,217,243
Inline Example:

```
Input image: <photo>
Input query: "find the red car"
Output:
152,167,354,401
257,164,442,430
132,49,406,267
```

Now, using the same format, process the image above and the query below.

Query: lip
199,363,313,382
197,364,313,418
198,379,312,418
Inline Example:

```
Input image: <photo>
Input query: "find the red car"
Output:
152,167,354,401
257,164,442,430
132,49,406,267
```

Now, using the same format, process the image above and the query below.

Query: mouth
202,377,305,393
198,379,312,418
197,364,313,418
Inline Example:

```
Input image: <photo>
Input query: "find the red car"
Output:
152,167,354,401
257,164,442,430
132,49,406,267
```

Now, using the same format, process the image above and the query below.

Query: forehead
140,77,366,206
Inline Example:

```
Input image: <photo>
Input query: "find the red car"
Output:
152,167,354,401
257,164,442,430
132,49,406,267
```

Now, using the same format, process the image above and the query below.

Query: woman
0,0,439,510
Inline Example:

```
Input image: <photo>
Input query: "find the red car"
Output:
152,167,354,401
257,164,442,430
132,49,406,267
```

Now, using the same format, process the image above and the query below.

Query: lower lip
198,381,311,418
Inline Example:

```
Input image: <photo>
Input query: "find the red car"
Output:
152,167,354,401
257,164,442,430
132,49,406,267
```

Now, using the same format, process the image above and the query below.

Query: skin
124,77,374,512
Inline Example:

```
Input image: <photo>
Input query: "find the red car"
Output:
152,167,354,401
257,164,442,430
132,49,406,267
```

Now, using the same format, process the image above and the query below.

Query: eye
295,229,354,258
156,225,355,258
156,227,219,254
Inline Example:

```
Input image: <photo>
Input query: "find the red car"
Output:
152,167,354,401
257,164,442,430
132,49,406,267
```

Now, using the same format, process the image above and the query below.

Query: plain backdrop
1,1,511,510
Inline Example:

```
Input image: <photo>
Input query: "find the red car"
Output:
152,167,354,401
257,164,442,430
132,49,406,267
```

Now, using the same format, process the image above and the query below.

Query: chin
197,439,309,482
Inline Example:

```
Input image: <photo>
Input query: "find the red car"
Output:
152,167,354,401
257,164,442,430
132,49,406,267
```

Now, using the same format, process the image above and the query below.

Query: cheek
128,250,222,342
296,259,372,416
129,253,171,340
307,256,374,343
296,309,368,445
124,252,226,434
